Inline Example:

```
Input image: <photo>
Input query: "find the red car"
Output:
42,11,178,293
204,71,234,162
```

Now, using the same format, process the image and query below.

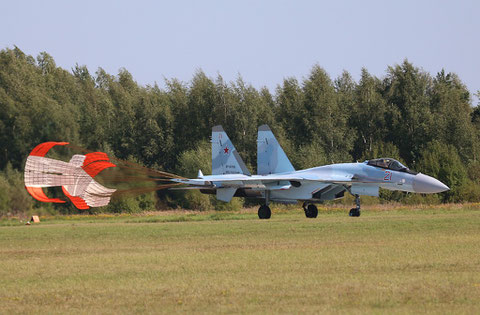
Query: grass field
1,205,480,314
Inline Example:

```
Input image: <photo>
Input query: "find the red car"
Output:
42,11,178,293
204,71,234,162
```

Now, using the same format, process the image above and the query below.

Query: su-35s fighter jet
172,125,449,219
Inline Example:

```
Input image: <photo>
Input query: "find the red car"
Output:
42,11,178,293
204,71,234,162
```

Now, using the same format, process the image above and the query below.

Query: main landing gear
303,202,318,218
258,190,271,219
348,194,361,217
257,191,361,219
258,204,271,219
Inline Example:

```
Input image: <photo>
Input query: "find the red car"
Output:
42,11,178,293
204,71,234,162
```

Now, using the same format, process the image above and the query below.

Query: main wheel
305,204,318,218
258,205,271,219
349,208,360,217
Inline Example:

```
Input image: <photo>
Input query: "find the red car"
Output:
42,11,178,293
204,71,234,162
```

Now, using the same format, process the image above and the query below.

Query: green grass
1,206,480,314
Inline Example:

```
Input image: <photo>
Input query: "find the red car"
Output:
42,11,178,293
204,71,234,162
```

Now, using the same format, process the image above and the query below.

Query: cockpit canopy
367,158,417,174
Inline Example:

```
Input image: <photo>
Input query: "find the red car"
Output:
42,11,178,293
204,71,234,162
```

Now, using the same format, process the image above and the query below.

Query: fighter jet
172,125,449,219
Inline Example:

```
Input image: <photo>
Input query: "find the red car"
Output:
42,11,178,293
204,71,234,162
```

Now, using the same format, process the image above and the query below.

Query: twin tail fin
257,124,295,175
211,125,251,176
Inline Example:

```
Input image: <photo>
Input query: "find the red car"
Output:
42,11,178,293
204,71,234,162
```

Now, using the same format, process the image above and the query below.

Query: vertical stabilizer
257,125,295,175
211,125,251,175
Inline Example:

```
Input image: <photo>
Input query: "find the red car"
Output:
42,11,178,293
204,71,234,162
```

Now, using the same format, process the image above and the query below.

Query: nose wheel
303,202,318,218
348,194,361,217
349,208,360,217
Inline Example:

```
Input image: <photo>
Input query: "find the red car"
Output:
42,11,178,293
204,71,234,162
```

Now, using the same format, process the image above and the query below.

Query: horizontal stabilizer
169,186,212,190
216,187,237,202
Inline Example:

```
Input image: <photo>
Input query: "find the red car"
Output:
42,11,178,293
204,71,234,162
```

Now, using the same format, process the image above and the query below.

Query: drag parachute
24,142,183,210
24,142,117,210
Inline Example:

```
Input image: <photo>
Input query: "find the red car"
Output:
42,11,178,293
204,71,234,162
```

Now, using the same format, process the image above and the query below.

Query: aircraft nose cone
413,174,450,193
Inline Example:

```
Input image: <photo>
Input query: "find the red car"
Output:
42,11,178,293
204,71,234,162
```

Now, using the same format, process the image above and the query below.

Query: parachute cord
111,183,183,197
66,144,183,179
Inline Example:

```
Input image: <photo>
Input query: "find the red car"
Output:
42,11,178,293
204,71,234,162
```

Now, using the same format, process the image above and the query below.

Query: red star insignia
224,147,229,154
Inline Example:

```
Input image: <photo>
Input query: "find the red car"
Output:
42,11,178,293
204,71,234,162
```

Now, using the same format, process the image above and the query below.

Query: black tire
305,204,318,218
258,205,271,219
349,208,360,217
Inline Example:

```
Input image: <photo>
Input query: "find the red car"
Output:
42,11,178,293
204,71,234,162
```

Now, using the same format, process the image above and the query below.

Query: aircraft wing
171,171,377,188
250,173,356,184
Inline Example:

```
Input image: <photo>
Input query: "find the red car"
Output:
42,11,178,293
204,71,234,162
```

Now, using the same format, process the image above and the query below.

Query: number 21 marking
384,171,392,181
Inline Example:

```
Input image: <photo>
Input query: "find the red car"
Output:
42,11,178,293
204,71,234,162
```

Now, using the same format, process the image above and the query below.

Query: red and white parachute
24,142,182,210
24,142,117,210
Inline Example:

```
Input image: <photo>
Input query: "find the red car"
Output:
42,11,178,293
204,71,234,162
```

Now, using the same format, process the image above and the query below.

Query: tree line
1,46,479,215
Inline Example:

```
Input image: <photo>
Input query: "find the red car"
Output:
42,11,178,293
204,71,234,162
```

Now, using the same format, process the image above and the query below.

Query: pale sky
1,0,478,104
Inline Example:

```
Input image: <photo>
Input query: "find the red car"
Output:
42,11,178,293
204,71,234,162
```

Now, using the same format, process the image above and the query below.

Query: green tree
383,60,434,165
0,174,11,216
275,77,306,145
302,65,353,162
225,76,271,168
174,141,212,210
74,64,113,150
350,69,388,159
417,141,467,202
335,70,356,113
430,70,477,161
